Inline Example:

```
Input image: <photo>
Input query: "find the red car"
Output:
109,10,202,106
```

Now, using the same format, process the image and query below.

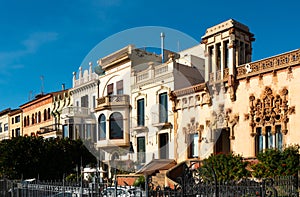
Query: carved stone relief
247,86,295,136
183,118,200,143
209,105,239,140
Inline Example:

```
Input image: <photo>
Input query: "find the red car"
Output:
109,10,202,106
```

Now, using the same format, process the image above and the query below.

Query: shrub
251,145,300,178
199,153,250,182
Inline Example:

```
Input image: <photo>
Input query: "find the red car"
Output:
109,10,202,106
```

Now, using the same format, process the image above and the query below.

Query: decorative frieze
233,49,300,80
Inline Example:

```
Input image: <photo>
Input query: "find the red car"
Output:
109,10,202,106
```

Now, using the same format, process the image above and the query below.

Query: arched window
109,112,123,139
98,114,106,140
44,109,47,120
27,116,30,126
38,111,41,123
32,114,34,125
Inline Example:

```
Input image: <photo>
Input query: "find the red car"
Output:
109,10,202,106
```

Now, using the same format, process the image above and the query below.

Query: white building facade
61,63,98,143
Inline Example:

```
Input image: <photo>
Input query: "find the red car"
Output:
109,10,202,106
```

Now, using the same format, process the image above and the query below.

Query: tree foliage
198,145,300,181
0,136,97,180
251,145,300,178
200,153,250,182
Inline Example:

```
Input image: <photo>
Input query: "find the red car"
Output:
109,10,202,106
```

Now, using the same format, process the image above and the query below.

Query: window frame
98,114,106,140
109,112,124,139
137,98,145,127
159,92,168,123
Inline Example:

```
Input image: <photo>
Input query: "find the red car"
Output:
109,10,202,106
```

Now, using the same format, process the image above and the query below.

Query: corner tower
201,19,255,82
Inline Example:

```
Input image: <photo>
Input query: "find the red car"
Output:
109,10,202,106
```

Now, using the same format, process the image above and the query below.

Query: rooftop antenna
40,75,44,95
160,32,165,63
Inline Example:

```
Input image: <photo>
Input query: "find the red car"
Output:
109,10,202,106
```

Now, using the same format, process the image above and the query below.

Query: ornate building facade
171,19,299,164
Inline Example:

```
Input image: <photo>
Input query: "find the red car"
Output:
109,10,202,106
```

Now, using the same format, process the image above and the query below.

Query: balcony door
159,133,169,159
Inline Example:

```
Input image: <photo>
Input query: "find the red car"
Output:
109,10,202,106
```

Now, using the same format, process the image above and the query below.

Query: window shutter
107,84,113,95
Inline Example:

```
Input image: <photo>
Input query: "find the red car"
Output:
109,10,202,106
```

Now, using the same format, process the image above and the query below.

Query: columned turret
201,19,255,82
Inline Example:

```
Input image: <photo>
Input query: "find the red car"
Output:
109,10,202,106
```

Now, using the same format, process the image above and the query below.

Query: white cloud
0,31,58,75
22,32,58,53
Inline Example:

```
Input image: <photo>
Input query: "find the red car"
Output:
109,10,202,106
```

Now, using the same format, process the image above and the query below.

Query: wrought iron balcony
39,123,62,138
96,94,130,111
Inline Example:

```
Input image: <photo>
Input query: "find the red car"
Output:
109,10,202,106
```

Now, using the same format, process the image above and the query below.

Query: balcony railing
96,137,130,149
61,106,91,118
39,124,62,135
220,49,300,83
96,95,130,111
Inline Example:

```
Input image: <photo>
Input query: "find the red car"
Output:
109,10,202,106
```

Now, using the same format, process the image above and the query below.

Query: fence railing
0,172,299,197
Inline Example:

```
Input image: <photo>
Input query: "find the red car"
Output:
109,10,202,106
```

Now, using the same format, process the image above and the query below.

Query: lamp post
114,160,117,197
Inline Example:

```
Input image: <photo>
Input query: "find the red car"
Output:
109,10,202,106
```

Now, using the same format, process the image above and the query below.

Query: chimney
62,83,65,91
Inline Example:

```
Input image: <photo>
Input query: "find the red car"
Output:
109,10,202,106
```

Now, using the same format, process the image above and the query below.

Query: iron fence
0,171,298,197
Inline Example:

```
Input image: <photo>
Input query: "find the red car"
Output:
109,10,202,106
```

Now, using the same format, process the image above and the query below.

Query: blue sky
0,0,299,110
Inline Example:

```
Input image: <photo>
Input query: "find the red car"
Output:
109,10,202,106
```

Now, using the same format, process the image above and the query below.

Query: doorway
214,128,230,154
159,133,169,159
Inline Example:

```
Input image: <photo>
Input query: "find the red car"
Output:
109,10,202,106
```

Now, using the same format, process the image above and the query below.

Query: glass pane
159,92,168,123
137,137,146,163
276,125,282,150
137,99,145,126
109,112,123,139
86,124,91,139
99,114,106,140
63,125,69,138
266,126,273,149
16,128,20,137
190,133,199,158
256,128,263,153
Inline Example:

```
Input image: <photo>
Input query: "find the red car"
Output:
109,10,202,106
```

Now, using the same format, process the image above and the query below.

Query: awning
136,159,177,176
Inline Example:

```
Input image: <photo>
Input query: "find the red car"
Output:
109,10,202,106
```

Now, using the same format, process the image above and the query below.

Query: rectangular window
93,95,96,109
86,124,91,139
275,125,282,150
16,128,20,137
4,123,8,132
81,95,89,107
137,99,145,126
256,126,283,155
12,118,14,124
255,127,263,155
12,129,14,138
159,92,168,123
266,126,273,149
137,137,146,163
15,115,20,123
0,123,2,133
117,80,123,95
63,125,69,138
188,133,199,158
107,83,114,95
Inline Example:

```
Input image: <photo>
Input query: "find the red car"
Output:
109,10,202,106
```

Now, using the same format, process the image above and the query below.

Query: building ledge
132,126,149,132
152,122,172,129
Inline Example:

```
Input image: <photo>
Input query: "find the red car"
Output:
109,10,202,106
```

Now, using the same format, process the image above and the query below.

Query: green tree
0,136,97,180
251,145,300,178
199,153,250,182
